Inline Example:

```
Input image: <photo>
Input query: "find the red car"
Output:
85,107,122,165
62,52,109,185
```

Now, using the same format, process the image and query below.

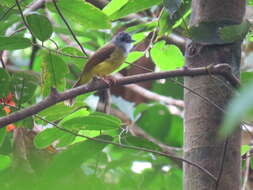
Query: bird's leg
101,75,117,87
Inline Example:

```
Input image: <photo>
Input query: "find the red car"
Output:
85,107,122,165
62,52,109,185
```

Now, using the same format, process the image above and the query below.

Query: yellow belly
91,48,126,77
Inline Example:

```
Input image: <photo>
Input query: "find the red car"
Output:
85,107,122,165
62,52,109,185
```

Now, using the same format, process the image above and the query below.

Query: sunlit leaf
110,0,163,20
47,0,111,29
61,112,121,130
103,0,128,16
241,145,250,156
26,14,53,41
151,40,184,70
0,155,11,171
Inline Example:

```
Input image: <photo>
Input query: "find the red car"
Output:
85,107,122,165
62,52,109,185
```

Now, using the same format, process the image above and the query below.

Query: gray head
112,32,135,54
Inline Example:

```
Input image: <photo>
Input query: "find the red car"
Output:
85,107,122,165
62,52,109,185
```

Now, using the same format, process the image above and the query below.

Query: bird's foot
101,75,117,87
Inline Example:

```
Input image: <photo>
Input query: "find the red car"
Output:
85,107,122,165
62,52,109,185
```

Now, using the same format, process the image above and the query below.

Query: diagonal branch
0,64,239,127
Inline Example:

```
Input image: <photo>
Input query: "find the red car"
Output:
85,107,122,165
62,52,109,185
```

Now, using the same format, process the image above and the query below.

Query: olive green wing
82,43,116,73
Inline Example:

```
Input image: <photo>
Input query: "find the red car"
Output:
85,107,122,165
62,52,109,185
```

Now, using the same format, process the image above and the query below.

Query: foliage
0,0,252,189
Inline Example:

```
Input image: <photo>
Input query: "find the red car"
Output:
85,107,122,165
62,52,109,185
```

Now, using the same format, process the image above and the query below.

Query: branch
0,64,239,127
52,0,88,57
35,114,217,182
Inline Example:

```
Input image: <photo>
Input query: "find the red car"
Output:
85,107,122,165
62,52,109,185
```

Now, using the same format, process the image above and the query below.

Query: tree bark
184,0,246,190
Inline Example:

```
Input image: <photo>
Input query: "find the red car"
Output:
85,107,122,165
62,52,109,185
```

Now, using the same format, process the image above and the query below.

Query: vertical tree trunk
184,0,246,190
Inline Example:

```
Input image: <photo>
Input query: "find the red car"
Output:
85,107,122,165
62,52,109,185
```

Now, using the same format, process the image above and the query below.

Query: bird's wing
82,43,116,73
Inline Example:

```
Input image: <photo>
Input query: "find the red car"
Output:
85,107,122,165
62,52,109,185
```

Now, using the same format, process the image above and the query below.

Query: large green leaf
41,52,68,96
136,104,171,142
34,128,75,149
0,155,11,171
0,36,30,50
11,72,38,104
110,0,163,20
0,68,11,98
38,103,86,122
47,0,111,29
102,0,129,16
44,135,112,179
220,82,253,137
61,112,121,130
219,21,250,43
26,14,53,41
0,128,6,147
151,40,184,70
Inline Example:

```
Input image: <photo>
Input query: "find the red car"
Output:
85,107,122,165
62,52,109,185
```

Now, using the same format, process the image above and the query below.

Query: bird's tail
64,73,91,106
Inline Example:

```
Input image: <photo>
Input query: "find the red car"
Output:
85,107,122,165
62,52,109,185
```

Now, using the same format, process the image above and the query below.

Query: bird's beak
130,39,135,43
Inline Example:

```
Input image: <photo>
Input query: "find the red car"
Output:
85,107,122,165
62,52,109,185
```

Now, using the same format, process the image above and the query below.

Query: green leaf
26,14,53,41
44,135,112,179
103,0,129,16
136,104,171,142
11,72,38,104
0,68,11,98
34,127,76,149
34,128,62,149
189,20,247,44
241,72,253,86
122,135,161,151
0,155,11,171
241,145,250,156
151,40,184,70
60,47,86,69
220,82,253,137
41,52,68,96
0,128,6,147
39,102,85,122
219,21,250,43
115,51,144,72
163,0,182,17
47,0,111,29
110,0,163,20
61,112,121,130
0,36,30,50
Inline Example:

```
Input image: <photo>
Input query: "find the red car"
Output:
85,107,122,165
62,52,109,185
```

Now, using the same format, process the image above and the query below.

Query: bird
64,32,135,106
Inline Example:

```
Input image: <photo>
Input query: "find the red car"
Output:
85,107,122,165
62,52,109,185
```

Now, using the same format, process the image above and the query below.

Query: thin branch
242,151,251,190
15,0,34,38
0,51,6,69
52,0,88,57
35,114,217,182
0,3,16,21
0,64,239,127
214,138,229,190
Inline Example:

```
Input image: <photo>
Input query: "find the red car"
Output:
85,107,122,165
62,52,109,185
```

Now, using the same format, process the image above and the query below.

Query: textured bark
184,0,246,190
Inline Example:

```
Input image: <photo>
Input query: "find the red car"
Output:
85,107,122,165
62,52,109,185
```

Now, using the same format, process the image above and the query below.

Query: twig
0,51,6,69
115,73,184,107
52,0,88,57
242,151,251,190
0,64,239,127
29,37,39,70
35,114,217,182
214,138,229,190
15,0,34,38
0,3,16,21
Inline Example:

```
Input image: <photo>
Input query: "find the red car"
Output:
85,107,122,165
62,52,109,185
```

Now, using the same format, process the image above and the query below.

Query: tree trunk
184,0,246,190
